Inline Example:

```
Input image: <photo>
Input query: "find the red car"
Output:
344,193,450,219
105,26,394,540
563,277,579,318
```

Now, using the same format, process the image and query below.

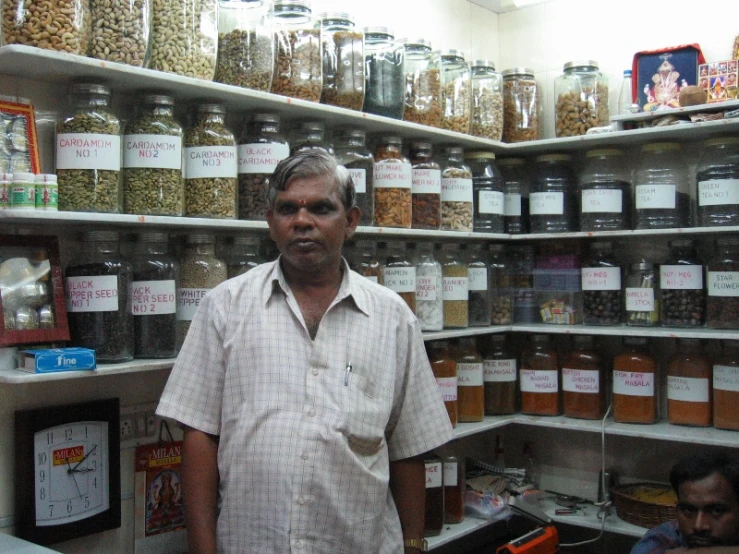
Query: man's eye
278,205,297,215
710,507,728,518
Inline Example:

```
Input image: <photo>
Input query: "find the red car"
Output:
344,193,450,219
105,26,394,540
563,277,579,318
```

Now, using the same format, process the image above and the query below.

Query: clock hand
71,443,98,472
66,458,84,499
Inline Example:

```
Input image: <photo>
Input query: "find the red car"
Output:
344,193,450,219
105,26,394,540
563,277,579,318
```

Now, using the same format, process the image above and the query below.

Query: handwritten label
626,287,655,311
56,133,121,170
563,368,600,394
635,184,675,209
530,192,563,215
479,190,505,214
436,377,458,401
444,462,458,486
237,142,289,174
65,275,118,312
374,160,412,189
698,179,739,206
667,376,709,402
177,288,211,321
426,461,442,488
416,276,438,301
714,365,739,392
613,370,654,396
708,272,739,297
660,265,703,290
582,267,621,291
484,359,516,382
383,267,416,293
504,193,522,216
131,280,176,315
457,363,483,387
348,168,367,193
123,134,182,169
441,178,473,202
582,188,622,213
412,168,441,195
443,276,468,301
520,369,559,392
185,146,237,179
468,267,488,291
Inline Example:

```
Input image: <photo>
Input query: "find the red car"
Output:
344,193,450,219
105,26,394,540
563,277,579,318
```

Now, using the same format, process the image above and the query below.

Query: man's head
670,451,739,548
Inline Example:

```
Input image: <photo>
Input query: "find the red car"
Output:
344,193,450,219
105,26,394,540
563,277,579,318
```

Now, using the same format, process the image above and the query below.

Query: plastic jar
362,27,405,119
582,241,623,326
439,50,471,134
502,68,540,143
554,60,609,137
562,335,605,420
415,242,443,332
184,103,238,219
467,151,504,233
2,0,90,54
456,337,484,422
0,173,10,209
498,157,530,234
57,83,122,213
466,243,491,326
660,239,705,328
318,12,364,110
227,235,263,278
353,240,382,284
579,148,632,231
423,453,444,537
123,94,184,216
65,231,134,363
373,136,412,228
489,243,513,325
215,0,274,91
443,453,465,524
403,40,441,127
529,154,577,233
714,339,739,431
290,120,333,155
90,0,150,66
634,142,692,230
409,141,441,230
706,237,739,329
510,244,536,324
439,146,473,232
333,128,373,226
483,334,517,415
520,334,560,416
470,60,503,141
9,172,35,210
237,112,289,220
612,337,657,424
626,261,660,327
441,243,469,329
667,338,712,427
35,174,57,211
382,241,416,313
696,136,739,227
427,340,458,427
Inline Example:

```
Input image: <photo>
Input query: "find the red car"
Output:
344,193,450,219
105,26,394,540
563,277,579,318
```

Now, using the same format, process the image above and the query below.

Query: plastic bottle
618,69,634,115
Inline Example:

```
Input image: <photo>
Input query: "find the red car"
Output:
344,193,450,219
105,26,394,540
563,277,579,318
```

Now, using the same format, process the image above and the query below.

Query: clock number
48,504,54,517
65,427,73,441
84,496,90,509
37,452,47,465
93,477,97,489
39,487,46,500
46,431,53,444
67,501,73,514
39,469,45,483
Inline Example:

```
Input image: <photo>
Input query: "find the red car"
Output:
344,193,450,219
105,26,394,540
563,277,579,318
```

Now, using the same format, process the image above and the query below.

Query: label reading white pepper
177,288,211,321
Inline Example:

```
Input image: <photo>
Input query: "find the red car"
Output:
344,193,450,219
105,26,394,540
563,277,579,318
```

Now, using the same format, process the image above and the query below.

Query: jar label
0,184,9,209
185,146,238,179
635,184,675,209
412,168,441,195
416,276,438,301
626,287,655,311
426,461,442,488
479,190,505,215
444,462,458,486
65,275,119,312
562,368,600,394
383,267,416,293
613,370,654,396
484,359,517,382
10,184,35,208
374,160,412,189
708,272,739,297
520,369,558,392
458,362,483,387
698,179,739,206
436,377,458,402
177,288,211,321
468,267,488,291
123,134,182,170
504,193,522,216
441,178,473,202
714,365,739,392
582,189,622,213
56,133,121,171
667,376,709,402
35,183,58,210
348,168,367,194
582,267,621,291
237,143,289,174
364,275,378,284
443,276,468,301
530,192,563,215
132,280,176,315
660,265,703,290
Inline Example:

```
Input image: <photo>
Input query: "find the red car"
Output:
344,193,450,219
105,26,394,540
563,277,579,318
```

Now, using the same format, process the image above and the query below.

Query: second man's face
677,473,739,548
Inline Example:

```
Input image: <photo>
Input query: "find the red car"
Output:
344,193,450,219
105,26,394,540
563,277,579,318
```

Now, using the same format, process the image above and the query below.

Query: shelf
453,415,516,439
510,324,739,340
508,226,739,241
538,497,646,538
424,326,511,341
0,359,174,384
610,99,739,123
426,516,501,550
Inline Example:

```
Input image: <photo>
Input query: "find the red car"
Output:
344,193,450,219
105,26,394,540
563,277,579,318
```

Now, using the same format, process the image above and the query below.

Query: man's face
676,473,739,548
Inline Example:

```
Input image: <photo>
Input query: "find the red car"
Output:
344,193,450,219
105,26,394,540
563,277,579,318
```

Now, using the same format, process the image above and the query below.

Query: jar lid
12,172,35,182
716,236,739,246
334,127,365,139
440,145,464,155
489,243,505,252
502,68,535,78
319,11,353,24
585,148,624,158
251,112,280,123
34,173,57,183
274,0,311,13
465,151,496,160
81,230,119,242
591,241,613,250
531,334,550,342
196,103,226,114
563,60,599,71
624,336,648,345
403,38,432,49
140,94,174,106
491,334,506,343
140,231,169,243
233,235,260,245
378,135,403,145
471,59,495,70
354,239,376,250
409,140,433,150
441,49,465,61
703,136,739,147
630,261,654,270
187,233,215,244
496,157,525,166
669,238,694,249
641,142,680,153
441,242,458,250
386,241,406,252
293,120,324,131
572,334,594,346
363,26,394,38
70,83,111,96
536,153,571,163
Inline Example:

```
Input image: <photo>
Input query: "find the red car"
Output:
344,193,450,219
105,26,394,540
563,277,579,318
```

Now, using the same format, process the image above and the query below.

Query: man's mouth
687,535,720,547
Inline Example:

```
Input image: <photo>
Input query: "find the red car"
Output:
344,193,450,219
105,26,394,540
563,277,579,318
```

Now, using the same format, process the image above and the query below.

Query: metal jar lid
441,145,464,155
233,235,260,246
187,233,215,245
586,148,624,158
140,94,174,106
471,59,496,71
502,68,535,78
409,140,433,150
536,153,572,163
334,127,365,139
274,0,311,14
630,261,654,271
251,112,280,124
139,232,169,243
363,26,393,38
319,11,354,25
80,230,120,242
441,49,465,61
378,135,402,145
641,142,680,153
196,103,226,115
563,60,599,71
669,238,694,249
496,157,525,166
404,38,432,50
466,151,496,160
70,83,111,96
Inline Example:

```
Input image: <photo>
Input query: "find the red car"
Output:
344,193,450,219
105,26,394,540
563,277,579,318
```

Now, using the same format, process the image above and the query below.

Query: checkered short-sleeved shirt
157,258,454,554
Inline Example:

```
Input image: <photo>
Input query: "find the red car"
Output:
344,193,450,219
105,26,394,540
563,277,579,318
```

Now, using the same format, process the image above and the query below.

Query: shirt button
307,409,316,417
298,496,306,505
312,368,319,376
301,452,309,460
296,540,303,548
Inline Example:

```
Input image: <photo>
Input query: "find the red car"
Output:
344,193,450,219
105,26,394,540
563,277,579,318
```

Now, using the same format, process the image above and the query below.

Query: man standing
157,150,454,553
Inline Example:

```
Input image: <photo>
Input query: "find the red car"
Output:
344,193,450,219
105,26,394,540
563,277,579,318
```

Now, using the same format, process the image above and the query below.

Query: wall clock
15,398,121,545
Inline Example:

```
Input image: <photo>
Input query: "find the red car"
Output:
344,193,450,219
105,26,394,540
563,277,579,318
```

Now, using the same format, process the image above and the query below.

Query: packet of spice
0,98,41,174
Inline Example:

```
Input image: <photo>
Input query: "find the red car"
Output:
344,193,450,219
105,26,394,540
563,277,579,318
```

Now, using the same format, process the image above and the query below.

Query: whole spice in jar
409,141,441,230
427,340,457,427
483,334,517,415
554,60,609,137
90,0,150,66
529,154,577,234
489,243,513,325
498,157,530,234
626,262,660,326
713,339,739,431
582,241,623,326
612,337,657,424
660,239,705,328
2,0,91,54
466,243,491,326
667,339,712,427
424,454,444,537
439,146,473,232
373,136,412,228
441,243,468,328
502,68,540,143
520,334,560,416
319,13,365,110
443,453,465,524
362,27,405,119
440,50,471,134
403,40,441,127
695,137,739,227
382,241,416,314
470,60,503,141
333,128,373,226
562,335,605,420
415,242,443,332
707,237,739,330
466,151,505,233
456,337,484,422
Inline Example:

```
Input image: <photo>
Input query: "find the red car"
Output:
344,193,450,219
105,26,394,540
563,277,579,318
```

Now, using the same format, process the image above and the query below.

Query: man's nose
694,510,712,532
292,207,314,228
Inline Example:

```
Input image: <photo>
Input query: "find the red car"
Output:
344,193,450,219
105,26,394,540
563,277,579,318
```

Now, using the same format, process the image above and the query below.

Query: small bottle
696,137,739,227
382,241,416,314
612,337,657,424
455,337,484,423
618,69,634,115
520,334,561,416
626,261,660,327
660,239,705,328
353,240,382,284
415,242,443,332
35,174,58,211
424,453,444,537
667,338,712,427
483,334,517,415
714,339,739,431
443,452,465,524
529,154,577,233
334,128,373,226
427,340,458,428
10,172,36,210
562,335,605,420
440,243,469,328
439,146,474,232
409,141,441,230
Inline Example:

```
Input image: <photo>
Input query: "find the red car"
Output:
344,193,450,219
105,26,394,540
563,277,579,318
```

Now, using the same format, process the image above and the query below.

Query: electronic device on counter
496,496,559,554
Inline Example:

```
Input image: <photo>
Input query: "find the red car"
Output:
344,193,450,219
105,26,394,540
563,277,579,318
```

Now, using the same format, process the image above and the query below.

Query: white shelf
424,326,510,341
538,497,646,538
508,225,739,241
426,516,499,550
511,324,739,340
453,415,516,439
610,99,739,123
0,359,174,384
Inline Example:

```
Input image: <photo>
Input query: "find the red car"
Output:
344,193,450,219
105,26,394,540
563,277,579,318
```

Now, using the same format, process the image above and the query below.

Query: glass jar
667,338,712,427
353,240,382,284
184,103,238,219
714,339,739,431
333,128,373,226
227,235,263,278
707,237,739,329
409,141,441,230
424,453,444,538
554,60,609,137
57,83,122,214
466,243,491,326
0,172,10,209
660,239,705,328
289,120,333,155
440,243,468,329
362,27,405,119
470,60,503,141
562,335,605,420
403,39,441,127
415,242,443,332
443,452,465,525
510,244,536,324
439,146,473,232
612,337,657,424
502,68,540,143
237,112,290,220
626,261,660,326
456,337,484,422
466,151,504,233
428,340,457,427
65,231,134,363
215,0,274,91
498,157,530,234
2,0,90,54
270,0,321,101
530,154,577,233
318,12,364,110
579,148,632,231
520,334,560,416
123,94,184,216
634,142,692,230
382,241,415,313
483,334,517,415
489,244,513,325
90,0,150,66
440,50,471,134
581,241,623,326
696,137,739,227
130,232,179,359
373,136,411,228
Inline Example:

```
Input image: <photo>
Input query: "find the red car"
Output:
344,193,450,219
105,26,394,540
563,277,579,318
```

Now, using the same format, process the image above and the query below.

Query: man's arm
182,426,219,554
389,454,426,553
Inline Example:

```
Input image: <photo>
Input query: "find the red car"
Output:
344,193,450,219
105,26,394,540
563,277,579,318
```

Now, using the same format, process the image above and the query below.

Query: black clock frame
15,398,121,545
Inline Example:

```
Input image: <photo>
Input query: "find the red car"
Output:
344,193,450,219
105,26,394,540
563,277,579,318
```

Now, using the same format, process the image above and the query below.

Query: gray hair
268,150,356,210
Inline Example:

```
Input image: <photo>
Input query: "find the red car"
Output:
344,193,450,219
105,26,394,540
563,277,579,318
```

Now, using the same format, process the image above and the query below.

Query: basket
611,482,678,528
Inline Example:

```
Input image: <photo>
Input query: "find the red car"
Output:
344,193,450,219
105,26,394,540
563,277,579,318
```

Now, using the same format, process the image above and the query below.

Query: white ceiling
468,0,551,13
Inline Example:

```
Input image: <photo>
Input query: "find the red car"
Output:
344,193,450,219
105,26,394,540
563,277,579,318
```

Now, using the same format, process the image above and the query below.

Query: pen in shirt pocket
344,361,352,387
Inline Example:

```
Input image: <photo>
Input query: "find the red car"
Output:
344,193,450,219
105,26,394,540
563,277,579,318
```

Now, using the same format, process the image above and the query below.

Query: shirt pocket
341,370,392,456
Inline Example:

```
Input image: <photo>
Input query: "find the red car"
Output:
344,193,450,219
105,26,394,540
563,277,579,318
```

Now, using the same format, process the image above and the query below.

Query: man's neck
280,259,344,293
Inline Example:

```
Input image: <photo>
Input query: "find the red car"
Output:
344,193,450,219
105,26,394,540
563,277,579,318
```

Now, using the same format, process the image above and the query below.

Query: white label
185,146,238,179
56,133,121,171
458,362,483,387
708,272,739,297
468,267,488,291
123,134,182,169
698,179,739,206
426,461,442,488
520,369,559,392
237,142,290,174
626,288,655,311
714,365,739,392
582,267,621,291
668,376,709,402
479,190,505,215
364,275,378,283
177,287,211,321
563,368,600,394
412,168,441,194
444,462,458,486
441,178,473,202
582,189,623,213
443,276,468,301
348,168,367,193
660,265,703,290
530,192,564,215
504,193,522,216
613,370,654,396
484,359,517,382
374,160,412,189
437,377,458,401
131,280,176,315
416,276,437,300
65,275,119,312
383,267,416,293
635,184,676,209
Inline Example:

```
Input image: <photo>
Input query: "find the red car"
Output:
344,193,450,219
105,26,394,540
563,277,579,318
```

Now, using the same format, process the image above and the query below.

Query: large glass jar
289,120,333,155
466,243,491,326
442,452,465,525
667,338,712,427
502,68,540,143
696,136,739,227
423,453,444,538
470,60,503,141
409,141,441,230
123,94,184,216
660,239,705,328
489,243,513,325
227,235,263,278
562,335,605,420
334,128,373,226
529,154,577,233
2,0,90,54
90,0,150,66
626,261,660,327
57,83,122,214
466,151,504,233
427,340,457,428
382,241,415,314
579,148,632,231
498,157,530,234
353,240,382,284
581,241,623,326
714,339,739,431
440,243,468,329
520,334,560,416
440,50,471,134
483,334,517,415
65,231,133,363
373,136,411,228
362,27,405,119
215,0,274,91
554,60,609,137
613,337,657,424
634,142,692,230
439,146,473,232
455,337,484,422
415,242,443,332
318,12,364,110
403,40,441,127
707,237,739,329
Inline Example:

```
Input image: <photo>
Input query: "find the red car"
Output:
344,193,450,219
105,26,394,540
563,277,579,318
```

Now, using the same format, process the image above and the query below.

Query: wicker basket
611,482,678,528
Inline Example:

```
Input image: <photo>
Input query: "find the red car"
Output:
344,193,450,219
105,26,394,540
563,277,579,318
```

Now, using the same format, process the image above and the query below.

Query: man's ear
345,205,361,239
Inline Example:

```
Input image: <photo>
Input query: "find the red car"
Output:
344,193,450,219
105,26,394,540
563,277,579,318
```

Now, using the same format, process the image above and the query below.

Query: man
631,451,739,554
156,150,454,554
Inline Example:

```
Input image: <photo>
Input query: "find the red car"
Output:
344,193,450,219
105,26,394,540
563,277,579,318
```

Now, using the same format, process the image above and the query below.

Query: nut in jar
502,68,540,143
440,50,471,134
373,136,412,228
554,60,609,138
2,0,91,54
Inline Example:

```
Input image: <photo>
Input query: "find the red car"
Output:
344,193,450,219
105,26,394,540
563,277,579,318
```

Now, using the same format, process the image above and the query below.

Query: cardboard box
698,59,738,102
21,347,96,373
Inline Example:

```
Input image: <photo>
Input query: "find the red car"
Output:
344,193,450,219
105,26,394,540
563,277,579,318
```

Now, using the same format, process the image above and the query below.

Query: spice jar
562,335,605,420
713,339,739,431
215,0,274,91
362,27,405,119
660,239,705,328
520,334,560,416
353,240,382,284
470,60,503,141
289,120,333,155
0,173,10,209
440,50,471,134
34,173,57,211
227,235,263,278
2,0,90,54
502,68,540,143
553,60,609,137
333,128,373,226
529,154,577,233
466,243,491,326
9,172,35,210
130,232,178,359
428,340,457,427
57,84,122,214
667,338,712,427
65,231,134,363
373,136,412,228
579,148,632,232
382,241,415,314
403,40,441,127
612,337,657,424
441,243,468,329
483,334,517,415
626,261,660,327
409,141,441,230
498,157,530,234
424,453,444,537
318,12,364,110
467,151,504,233
90,0,151,66
184,103,238,219
582,241,623,326
237,112,289,221
443,452,465,524
456,337,484,422
415,242,443,332
696,137,739,227
634,143,692,230
489,244,513,325
123,94,184,216
439,146,473,232
707,237,739,329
